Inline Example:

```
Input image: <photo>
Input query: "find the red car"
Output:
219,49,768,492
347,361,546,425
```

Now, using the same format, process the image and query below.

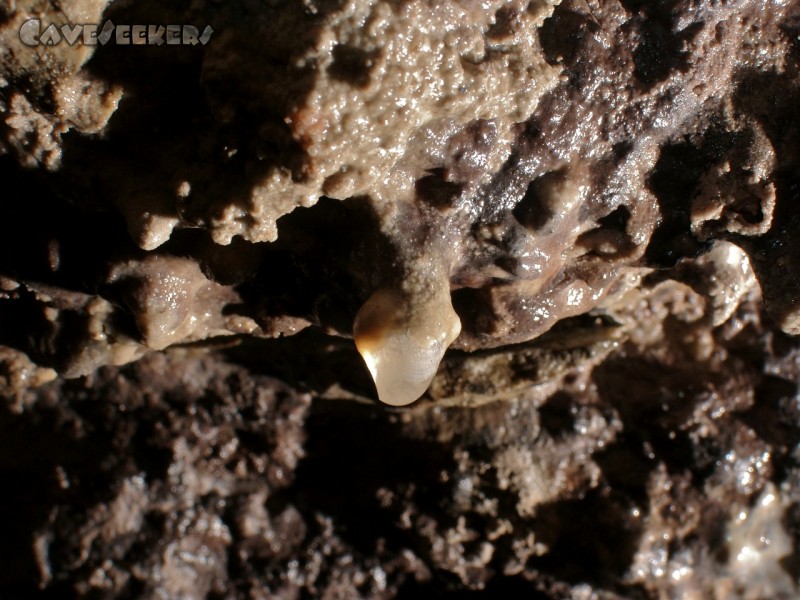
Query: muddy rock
1,0,800,597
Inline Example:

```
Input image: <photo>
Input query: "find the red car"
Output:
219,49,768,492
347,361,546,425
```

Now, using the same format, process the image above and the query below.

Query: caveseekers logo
19,19,214,46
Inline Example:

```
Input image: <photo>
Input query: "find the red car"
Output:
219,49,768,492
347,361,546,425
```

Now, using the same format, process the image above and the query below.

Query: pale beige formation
354,283,461,407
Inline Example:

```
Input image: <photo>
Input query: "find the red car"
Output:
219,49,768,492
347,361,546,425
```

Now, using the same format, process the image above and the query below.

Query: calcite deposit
2,0,800,597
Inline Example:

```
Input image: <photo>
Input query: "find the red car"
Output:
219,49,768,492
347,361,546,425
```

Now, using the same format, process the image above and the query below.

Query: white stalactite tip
354,286,462,406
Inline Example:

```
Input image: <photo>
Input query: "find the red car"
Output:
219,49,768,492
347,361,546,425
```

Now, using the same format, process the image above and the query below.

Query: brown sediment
1,0,800,597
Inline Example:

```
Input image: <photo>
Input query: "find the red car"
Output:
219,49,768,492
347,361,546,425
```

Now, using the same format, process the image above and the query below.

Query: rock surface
2,0,800,597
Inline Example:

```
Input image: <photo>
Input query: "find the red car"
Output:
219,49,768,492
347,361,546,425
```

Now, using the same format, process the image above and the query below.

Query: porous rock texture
2,0,800,597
